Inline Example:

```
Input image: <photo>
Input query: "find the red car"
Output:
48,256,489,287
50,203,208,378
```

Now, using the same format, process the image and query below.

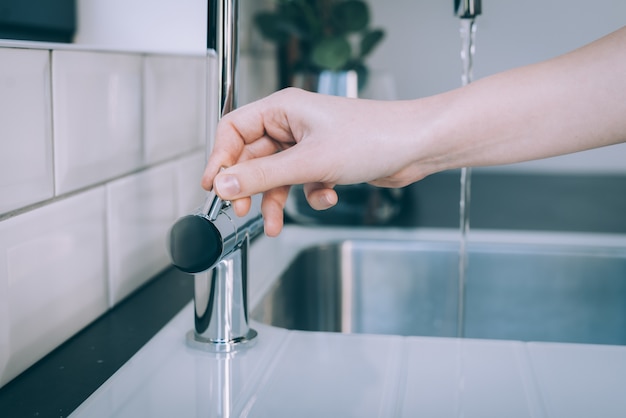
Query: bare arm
421,25,626,172
203,26,626,236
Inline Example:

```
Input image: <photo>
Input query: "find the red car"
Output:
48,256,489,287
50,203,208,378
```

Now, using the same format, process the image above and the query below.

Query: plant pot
292,70,358,98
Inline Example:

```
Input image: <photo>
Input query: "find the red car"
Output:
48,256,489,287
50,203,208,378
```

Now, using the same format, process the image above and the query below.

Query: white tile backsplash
106,163,179,306
143,54,206,164
0,44,215,387
0,48,54,215
176,151,208,216
0,187,109,386
52,50,143,194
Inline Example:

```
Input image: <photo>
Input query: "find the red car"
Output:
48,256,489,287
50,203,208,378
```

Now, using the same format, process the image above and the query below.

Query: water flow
456,18,477,339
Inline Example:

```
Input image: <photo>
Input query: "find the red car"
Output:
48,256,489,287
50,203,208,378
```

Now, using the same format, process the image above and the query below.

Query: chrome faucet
455,0,481,18
169,194,263,352
167,0,263,352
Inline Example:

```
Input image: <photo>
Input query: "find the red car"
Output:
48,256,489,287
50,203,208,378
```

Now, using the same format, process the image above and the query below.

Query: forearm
414,26,626,174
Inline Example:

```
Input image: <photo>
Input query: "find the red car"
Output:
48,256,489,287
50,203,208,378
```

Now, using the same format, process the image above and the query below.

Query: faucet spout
455,0,481,18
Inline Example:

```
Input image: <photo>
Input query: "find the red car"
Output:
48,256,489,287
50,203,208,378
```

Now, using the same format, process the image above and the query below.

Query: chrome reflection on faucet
167,0,263,352
212,0,238,118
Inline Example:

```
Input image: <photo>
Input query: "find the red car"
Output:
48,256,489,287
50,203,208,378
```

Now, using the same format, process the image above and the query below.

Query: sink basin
251,238,626,345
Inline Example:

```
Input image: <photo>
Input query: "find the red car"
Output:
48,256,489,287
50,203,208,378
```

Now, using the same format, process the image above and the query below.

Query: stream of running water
457,17,477,339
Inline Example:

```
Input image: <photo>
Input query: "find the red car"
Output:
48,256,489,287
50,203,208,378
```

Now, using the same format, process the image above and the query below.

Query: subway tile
0,187,108,387
143,55,206,165
0,48,54,215
52,50,143,195
163,52,218,216
107,163,178,306
176,151,207,216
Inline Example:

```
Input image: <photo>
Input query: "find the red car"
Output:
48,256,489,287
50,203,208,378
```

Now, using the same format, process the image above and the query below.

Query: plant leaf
253,12,289,42
254,11,305,40
359,28,385,58
280,0,318,40
332,0,370,34
311,36,352,71
294,0,323,40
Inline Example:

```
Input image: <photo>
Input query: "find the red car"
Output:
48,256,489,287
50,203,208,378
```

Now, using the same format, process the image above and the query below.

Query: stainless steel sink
251,238,626,345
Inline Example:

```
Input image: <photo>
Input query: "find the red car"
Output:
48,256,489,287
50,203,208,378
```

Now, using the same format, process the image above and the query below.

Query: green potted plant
254,0,385,92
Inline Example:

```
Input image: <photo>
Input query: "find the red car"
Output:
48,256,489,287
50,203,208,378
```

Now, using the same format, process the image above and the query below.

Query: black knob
168,215,223,274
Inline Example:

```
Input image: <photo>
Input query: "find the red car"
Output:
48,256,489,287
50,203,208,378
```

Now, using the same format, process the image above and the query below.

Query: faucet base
186,329,258,353
189,239,258,353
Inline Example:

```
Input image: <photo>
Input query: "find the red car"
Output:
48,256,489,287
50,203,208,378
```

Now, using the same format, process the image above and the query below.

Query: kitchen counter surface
69,302,626,418
3,225,626,417
69,227,626,417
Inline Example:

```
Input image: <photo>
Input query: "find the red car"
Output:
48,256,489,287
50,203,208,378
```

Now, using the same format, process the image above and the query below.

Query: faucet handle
168,215,223,274
169,193,263,275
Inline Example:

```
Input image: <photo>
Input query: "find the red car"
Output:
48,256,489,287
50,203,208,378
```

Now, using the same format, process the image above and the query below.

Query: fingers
219,184,289,237
231,197,251,217
212,144,321,200
201,130,243,191
303,183,338,210
227,183,290,237
227,182,337,237
202,98,283,192
261,185,290,237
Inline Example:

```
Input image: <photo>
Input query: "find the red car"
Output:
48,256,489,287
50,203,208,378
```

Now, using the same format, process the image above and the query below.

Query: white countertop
70,227,626,417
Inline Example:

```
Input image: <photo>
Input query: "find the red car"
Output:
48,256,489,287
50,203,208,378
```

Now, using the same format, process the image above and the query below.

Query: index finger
201,102,268,191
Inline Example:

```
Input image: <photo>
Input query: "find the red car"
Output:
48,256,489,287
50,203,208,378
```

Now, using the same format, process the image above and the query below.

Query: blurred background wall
72,0,626,173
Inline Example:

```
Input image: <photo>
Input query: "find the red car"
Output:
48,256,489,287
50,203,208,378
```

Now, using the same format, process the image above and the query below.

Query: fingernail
215,175,240,197
320,192,338,208
319,195,333,208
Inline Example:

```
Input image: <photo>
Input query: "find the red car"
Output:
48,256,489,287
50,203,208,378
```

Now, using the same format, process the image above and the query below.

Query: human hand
202,88,432,236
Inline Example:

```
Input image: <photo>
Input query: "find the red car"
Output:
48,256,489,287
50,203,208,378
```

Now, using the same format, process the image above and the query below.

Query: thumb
212,172,243,199
213,149,312,200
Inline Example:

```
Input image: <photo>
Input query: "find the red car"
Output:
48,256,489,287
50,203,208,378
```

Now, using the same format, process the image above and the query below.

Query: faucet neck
209,0,239,117
188,235,257,352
